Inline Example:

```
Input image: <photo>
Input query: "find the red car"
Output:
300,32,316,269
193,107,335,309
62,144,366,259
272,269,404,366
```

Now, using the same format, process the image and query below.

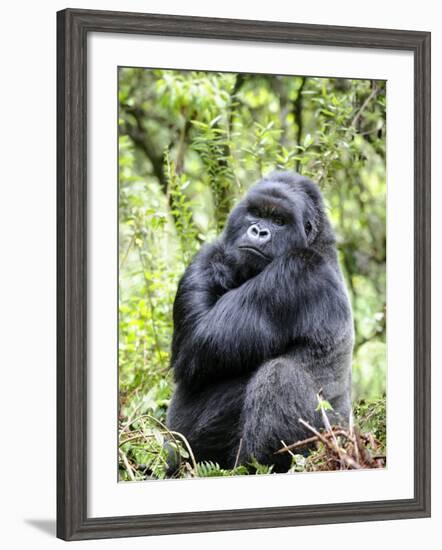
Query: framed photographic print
57,8,431,541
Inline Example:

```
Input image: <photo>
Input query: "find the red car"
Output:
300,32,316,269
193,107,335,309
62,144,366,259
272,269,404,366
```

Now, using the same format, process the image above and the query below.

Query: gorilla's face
223,172,333,276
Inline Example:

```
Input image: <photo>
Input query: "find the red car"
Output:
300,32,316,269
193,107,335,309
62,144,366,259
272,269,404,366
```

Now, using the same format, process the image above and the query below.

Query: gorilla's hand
206,245,240,295
206,243,263,296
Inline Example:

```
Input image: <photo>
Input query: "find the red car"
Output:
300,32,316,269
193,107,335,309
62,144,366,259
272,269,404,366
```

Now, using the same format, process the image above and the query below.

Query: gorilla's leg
167,377,248,469
239,358,322,472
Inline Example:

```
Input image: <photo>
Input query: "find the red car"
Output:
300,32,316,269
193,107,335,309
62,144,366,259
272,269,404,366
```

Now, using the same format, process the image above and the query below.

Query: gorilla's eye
304,220,313,235
273,215,285,226
249,207,261,219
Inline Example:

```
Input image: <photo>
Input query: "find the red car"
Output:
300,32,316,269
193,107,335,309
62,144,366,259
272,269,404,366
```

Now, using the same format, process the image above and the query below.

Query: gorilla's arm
171,244,351,389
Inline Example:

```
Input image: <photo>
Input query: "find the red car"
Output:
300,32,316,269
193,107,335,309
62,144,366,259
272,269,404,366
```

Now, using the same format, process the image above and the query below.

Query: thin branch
119,448,136,481
120,104,168,191
275,429,353,454
136,245,167,371
120,413,198,473
349,81,379,131
294,77,306,172
119,232,135,271
298,418,361,470
317,393,340,450
233,438,243,469
280,440,297,460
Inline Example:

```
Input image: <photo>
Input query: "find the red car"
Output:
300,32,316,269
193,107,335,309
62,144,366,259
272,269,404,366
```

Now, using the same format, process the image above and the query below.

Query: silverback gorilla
166,171,354,472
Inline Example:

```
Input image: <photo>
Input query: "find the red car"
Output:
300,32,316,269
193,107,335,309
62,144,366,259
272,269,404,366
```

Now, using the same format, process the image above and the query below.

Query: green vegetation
118,69,386,480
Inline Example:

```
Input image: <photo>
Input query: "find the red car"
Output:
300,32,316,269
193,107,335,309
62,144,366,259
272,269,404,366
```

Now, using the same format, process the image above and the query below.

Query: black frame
57,8,431,541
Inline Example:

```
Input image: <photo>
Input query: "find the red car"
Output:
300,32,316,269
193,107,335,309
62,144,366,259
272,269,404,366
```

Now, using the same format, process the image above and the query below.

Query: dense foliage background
118,68,386,480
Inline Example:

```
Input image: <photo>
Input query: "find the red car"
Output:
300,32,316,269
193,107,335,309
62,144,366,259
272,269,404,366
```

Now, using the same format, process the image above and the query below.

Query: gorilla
166,171,354,473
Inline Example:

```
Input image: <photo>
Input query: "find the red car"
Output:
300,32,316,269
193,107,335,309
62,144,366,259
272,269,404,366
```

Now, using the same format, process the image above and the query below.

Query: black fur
166,171,354,472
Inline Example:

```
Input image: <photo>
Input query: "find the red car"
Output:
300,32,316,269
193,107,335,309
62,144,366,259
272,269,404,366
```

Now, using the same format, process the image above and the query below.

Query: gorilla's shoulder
186,240,233,275
194,240,225,262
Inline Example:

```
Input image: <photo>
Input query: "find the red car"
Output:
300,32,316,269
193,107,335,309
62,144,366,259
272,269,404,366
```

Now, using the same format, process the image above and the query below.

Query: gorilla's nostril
247,224,270,243
247,224,260,240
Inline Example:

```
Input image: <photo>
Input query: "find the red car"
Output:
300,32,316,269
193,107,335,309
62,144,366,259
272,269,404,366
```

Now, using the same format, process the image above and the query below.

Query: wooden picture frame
57,8,431,541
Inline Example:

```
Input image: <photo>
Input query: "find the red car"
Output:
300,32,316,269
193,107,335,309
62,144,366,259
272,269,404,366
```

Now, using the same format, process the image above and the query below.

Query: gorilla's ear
299,179,324,209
